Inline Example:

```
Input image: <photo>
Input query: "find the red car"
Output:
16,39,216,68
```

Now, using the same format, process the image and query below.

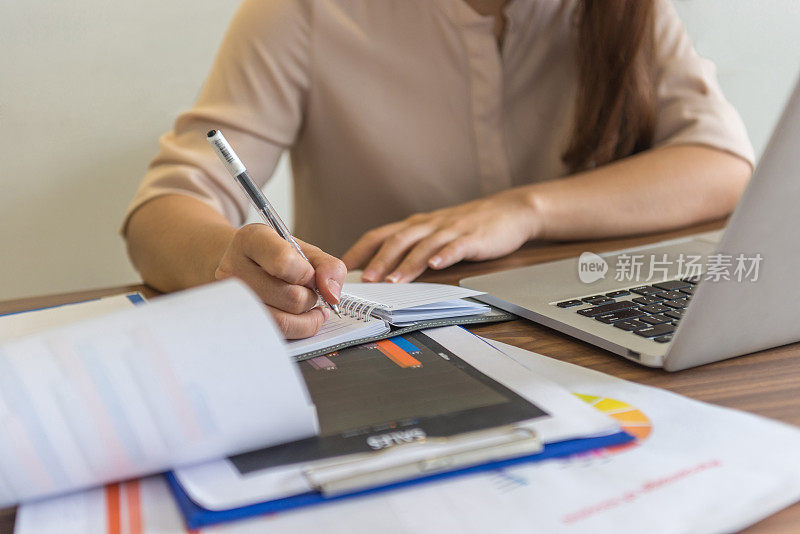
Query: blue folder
165,430,633,529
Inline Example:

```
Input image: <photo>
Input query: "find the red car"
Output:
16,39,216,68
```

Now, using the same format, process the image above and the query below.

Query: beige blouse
125,0,754,257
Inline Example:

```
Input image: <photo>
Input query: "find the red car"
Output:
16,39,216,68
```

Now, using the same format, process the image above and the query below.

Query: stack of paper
171,327,624,515
14,327,800,533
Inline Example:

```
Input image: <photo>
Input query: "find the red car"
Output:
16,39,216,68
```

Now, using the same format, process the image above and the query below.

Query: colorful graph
387,336,421,354
574,393,652,452
375,338,422,368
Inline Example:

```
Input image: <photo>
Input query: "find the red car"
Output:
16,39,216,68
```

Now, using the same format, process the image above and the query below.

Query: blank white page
341,283,484,311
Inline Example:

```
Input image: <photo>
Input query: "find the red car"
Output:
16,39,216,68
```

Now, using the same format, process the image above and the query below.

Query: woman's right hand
214,223,347,339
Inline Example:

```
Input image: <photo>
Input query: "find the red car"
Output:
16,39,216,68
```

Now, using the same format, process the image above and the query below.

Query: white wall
673,0,800,157
0,1,292,300
1,1,799,300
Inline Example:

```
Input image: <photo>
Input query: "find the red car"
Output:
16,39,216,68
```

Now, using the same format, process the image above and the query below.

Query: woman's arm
122,0,336,340
342,144,752,283
525,144,751,240
125,195,346,339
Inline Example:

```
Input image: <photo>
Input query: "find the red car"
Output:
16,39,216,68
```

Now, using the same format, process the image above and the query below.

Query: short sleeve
122,0,312,233
651,0,755,167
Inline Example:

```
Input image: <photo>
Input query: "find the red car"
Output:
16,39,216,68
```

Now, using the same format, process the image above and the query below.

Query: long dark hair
562,0,657,173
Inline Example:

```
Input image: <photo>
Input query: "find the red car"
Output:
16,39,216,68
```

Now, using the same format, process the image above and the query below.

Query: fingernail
321,307,330,320
429,256,442,268
327,278,341,302
385,272,401,283
362,270,378,282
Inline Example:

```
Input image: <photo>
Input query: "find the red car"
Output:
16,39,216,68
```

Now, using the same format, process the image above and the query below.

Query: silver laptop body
461,76,800,371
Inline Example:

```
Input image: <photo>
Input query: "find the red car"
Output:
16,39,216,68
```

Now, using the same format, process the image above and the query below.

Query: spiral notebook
286,283,510,360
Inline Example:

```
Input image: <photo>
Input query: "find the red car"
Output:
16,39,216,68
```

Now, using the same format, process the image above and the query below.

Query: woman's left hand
342,189,541,283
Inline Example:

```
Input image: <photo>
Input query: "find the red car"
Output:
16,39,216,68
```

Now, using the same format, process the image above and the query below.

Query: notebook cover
165,430,633,529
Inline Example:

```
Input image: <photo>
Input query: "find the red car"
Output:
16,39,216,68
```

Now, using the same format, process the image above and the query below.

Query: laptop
461,75,800,371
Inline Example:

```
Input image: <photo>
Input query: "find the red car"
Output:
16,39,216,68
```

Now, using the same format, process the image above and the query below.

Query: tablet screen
231,331,546,474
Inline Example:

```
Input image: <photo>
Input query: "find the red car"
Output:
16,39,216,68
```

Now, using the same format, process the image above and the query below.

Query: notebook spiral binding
338,294,385,321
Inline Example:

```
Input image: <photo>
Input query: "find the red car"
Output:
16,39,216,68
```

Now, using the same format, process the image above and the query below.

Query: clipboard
166,327,634,529
165,429,633,529
301,426,543,496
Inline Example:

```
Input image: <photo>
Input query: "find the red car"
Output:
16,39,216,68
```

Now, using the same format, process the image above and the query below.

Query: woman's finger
428,235,477,270
341,222,405,272
362,224,437,282
236,224,316,285
267,305,328,339
217,257,319,314
386,229,460,283
299,239,347,304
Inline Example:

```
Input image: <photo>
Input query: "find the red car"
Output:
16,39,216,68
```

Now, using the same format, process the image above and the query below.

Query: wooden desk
2,220,798,533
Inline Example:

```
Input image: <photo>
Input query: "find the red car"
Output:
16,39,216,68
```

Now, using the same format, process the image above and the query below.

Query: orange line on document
125,480,142,534
376,340,421,368
105,483,121,534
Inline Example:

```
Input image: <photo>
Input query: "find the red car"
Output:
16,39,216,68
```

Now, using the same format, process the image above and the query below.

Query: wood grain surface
2,220,797,533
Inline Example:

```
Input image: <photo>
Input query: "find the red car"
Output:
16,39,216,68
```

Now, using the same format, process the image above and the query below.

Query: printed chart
574,394,652,449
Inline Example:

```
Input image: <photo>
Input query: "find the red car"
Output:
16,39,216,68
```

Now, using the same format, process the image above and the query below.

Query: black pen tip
207,130,217,138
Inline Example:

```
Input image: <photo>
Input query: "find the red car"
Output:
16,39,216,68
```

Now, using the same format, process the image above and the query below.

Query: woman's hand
215,223,347,339
342,189,540,283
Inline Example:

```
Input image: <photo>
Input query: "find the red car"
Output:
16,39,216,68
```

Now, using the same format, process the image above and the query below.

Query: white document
0,293,139,343
15,477,186,534
0,280,317,508
171,326,619,511
19,332,800,534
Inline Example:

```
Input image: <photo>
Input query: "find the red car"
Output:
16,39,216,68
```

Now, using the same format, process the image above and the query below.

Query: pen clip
301,427,541,497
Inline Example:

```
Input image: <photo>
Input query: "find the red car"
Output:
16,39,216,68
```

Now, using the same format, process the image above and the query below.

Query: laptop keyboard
553,277,699,344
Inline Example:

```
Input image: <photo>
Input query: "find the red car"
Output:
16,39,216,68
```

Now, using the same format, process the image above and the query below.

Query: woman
124,0,753,339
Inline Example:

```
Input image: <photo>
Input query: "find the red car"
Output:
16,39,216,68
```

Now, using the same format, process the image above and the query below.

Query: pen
206,129,341,317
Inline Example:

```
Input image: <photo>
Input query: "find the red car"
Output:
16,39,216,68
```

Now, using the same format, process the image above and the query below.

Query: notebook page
393,299,488,311
286,314,389,357
373,305,490,327
341,283,484,311
0,280,317,507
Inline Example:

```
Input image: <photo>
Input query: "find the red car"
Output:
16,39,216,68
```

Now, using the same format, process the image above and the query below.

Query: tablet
231,330,547,473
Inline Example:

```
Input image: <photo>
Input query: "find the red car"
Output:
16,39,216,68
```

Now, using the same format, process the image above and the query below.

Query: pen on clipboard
206,129,341,317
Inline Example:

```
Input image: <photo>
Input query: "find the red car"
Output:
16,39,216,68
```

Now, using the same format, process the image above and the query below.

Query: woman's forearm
525,145,753,241
125,194,348,338
342,144,753,283
124,195,236,292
